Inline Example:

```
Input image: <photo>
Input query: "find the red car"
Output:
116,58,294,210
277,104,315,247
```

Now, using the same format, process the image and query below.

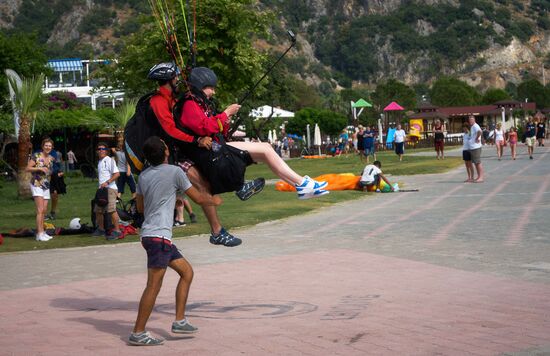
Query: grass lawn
0,149,461,253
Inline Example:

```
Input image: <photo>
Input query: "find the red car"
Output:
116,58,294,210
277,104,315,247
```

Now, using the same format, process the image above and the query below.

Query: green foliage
33,107,117,133
0,33,49,111
372,79,416,111
79,7,117,36
11,0,74,43
99,0,271,107
286,107,347,137
516,80,550,109
481,88,511,104
429,77,481,107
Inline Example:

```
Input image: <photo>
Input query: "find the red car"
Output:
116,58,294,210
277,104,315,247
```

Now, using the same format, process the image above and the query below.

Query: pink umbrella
383,101,405,111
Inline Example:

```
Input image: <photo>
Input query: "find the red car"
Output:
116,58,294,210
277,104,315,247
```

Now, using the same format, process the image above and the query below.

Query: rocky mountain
2,0,549,92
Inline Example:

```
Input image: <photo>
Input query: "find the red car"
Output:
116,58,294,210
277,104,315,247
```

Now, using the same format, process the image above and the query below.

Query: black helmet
147,62,180,81
189,67,217,90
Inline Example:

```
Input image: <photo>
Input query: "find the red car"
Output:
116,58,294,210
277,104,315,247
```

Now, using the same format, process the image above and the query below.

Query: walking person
93,142,122,239
394,123,406,162
461,123,474,182
536,118,545,147
493,122,505,161
434,119,445,160
525,116,537,160
362,126,376,163
26,138,55,241
356,125,365,160
113,141,137,200
67,149,77,171
468,116,484,182
507,127,518,160
128,136,220,346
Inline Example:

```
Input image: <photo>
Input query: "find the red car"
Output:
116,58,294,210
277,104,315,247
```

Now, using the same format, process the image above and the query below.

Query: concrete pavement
1,144,549,355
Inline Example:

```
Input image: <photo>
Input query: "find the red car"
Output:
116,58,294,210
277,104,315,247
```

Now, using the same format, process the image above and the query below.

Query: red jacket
179,94,229,138
150,86,195,143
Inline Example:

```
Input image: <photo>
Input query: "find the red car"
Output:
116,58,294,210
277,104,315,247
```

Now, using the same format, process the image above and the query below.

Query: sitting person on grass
358,161,395,192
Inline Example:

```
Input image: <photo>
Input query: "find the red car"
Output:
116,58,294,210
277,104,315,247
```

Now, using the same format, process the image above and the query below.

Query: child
129,136,220,346
358,161,394,192
507,126,518,160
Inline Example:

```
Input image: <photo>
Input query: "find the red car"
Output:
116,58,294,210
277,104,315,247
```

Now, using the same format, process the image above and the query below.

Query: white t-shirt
462,133,471,150
494,129,504,141
360,164,382,184
469,123,482,150
394,129,406,143
97,156,119,189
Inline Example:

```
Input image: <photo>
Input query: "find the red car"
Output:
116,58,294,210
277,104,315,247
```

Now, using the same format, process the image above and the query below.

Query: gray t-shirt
137,164,192,240
115,151,127,173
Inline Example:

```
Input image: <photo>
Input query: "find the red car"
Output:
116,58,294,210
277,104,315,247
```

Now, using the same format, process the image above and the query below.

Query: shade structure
384,101,405,111
272,129,277,142
314,123,322,155
267,130,273,143
352,98,372,108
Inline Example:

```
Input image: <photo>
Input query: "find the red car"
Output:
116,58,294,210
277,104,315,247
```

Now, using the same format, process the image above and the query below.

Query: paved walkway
1,145,550,355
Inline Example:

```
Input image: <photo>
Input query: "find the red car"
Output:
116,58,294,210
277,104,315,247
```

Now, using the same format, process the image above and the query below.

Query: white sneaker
35,233,50,242
43,232,53,240
295,176,328,198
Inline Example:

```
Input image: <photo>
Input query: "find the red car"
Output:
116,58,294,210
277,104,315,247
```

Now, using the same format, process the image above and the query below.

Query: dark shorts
395,142,404,155
435,140,444,150
141,237,183,269
462,150,471,161
359,175,380,187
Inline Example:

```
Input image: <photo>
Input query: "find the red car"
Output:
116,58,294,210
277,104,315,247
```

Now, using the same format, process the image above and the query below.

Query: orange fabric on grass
275,173,361,192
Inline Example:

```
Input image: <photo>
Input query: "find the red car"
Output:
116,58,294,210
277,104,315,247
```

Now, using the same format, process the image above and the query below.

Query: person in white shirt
468,116,484,182
461,123,474,182
93,142,122,239
358,161,394,192
493,122,505,161
394,124,406,162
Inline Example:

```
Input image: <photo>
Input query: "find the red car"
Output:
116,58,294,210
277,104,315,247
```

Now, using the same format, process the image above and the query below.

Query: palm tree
113,98,137,146
8,73,45,198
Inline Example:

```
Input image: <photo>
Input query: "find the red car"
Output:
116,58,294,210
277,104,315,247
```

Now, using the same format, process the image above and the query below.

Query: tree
429,77,481,107
481,88,511,104
98,0,271,107
372,79,416,111
0,33,49,111
8,73,45,198
516,79,550,109
286,108,347,137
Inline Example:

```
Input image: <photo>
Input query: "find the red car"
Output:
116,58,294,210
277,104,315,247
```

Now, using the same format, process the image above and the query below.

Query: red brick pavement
1,249,549,355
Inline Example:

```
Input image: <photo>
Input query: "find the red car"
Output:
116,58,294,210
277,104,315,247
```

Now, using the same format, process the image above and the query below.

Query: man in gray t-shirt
130,136,220,346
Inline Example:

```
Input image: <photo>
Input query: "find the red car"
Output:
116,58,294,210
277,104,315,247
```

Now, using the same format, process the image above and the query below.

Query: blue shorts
141,237,183,269
364,146,375,156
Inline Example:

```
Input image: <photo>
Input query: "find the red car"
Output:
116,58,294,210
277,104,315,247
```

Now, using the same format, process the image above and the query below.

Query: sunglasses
97,148,109,151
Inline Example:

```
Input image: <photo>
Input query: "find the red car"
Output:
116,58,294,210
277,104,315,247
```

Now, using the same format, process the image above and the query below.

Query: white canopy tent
250,105,295,120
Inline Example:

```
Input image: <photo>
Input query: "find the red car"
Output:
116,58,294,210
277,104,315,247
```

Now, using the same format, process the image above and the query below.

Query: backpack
94,187,109,207
123,92,162,174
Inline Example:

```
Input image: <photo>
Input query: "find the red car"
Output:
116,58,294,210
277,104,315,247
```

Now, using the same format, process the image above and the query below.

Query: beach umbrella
306,124,311,148
272,129,277,142
351,98,373,122
314,123,322,155
267,130,273,143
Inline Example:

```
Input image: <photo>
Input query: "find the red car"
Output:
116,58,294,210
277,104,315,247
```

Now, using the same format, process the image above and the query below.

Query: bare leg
34,196,46,234
227,142,303,185
474,163,484,182
111,211,120,232
96,212,104,230
175,198,185,222
169,257,194,321
133,267,166,333
183,198,193,215
50,191,58,215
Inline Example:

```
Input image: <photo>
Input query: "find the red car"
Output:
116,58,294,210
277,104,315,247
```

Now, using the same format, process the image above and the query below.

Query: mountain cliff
2,0,549,91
